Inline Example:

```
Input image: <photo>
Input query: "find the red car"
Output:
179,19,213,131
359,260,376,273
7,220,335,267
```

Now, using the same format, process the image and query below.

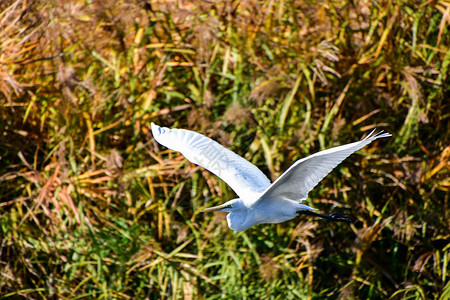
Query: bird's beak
201,204,226,213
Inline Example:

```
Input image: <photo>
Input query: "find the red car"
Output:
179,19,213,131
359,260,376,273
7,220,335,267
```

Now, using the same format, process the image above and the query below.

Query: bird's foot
327,213,353,223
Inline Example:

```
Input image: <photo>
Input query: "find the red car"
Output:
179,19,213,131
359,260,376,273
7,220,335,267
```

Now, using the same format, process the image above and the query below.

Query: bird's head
201,199,240,213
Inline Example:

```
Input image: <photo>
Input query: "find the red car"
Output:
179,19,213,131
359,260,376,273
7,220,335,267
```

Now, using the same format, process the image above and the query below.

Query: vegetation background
1,0,449,299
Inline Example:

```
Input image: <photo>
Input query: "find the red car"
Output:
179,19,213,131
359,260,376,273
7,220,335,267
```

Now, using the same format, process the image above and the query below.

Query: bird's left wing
151,123,271,198
257,130,391,204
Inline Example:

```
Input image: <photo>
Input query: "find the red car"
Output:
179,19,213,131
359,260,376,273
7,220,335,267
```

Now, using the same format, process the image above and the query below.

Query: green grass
1,0,449,299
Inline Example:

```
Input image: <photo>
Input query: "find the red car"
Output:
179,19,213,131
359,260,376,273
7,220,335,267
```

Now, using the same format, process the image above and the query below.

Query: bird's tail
297,204,317,211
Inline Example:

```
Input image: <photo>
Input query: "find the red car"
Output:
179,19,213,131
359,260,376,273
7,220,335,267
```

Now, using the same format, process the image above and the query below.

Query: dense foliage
1,0,449,298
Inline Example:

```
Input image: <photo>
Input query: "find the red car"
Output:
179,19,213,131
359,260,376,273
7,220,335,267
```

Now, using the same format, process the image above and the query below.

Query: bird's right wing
151,123,271,198
257,130,391,203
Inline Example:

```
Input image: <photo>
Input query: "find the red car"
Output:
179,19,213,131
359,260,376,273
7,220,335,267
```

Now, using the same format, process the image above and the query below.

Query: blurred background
0,0,449,299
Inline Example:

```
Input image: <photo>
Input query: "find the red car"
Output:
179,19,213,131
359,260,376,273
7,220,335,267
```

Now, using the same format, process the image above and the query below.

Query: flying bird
151,123,391,231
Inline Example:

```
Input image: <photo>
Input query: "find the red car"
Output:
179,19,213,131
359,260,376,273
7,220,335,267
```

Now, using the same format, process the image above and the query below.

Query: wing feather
151,123,271,198
257,130,391,203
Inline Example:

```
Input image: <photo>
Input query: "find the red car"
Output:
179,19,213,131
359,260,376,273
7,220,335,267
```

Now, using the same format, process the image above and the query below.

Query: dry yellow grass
0,0,449,298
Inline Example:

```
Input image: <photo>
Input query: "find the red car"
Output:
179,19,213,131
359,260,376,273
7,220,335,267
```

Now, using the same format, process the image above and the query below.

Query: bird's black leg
297,210,353,223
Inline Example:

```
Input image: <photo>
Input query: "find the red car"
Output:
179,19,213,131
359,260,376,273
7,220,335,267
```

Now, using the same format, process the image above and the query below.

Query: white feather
151,123,271,198
253,130,392,209
152,123,391,231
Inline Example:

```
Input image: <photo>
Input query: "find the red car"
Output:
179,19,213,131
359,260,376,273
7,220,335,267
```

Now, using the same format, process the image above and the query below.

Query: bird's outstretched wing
257,130,391,204
151,123,271,198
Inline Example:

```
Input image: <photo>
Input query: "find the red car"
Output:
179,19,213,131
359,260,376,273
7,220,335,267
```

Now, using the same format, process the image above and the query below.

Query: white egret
151,123,391,231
